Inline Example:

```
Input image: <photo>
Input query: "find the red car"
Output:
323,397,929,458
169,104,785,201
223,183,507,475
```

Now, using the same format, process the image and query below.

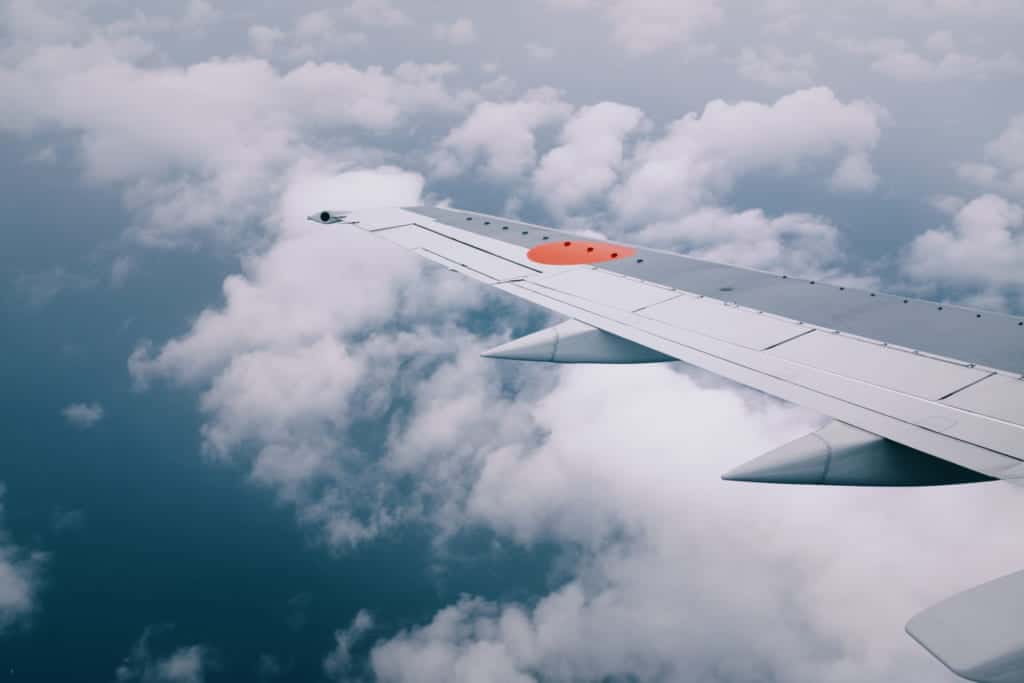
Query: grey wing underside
312,205,1024,682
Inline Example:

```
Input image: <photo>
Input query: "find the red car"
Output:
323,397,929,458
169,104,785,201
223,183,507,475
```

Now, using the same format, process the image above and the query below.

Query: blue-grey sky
2,1,1024,681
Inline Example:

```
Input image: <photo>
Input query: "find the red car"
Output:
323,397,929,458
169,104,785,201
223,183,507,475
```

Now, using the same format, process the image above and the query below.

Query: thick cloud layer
3,1,1024,681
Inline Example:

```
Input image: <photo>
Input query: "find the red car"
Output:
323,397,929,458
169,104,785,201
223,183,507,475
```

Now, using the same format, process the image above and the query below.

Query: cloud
432,18,477,45
532,101,647,212
115,626,208,683
611,87,883,224
15,267,94,308
632,206,846,278
62,402,105,429
737,46,815,88
550,0,722,55
524,43,556,61
957,114,1024,196
432,88,572,180
342,0,411,27
324,610,374,680
368,364,1024,682
247,24,284,55
832,35,1023,82
903,193,1024,307
128,165,513,547
0,485,44,633
0,32,468,245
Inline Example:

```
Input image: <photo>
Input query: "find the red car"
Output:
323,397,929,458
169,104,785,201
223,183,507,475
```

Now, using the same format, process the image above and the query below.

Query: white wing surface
310,205,1024,681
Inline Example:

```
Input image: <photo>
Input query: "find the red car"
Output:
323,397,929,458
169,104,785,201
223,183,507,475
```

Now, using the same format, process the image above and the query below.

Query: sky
2,0,1024,681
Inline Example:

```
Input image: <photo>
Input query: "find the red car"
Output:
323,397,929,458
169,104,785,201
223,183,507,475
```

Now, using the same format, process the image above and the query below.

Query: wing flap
498,278,1021,479
638,293,812,350
371,224,538,282
767,330,992,401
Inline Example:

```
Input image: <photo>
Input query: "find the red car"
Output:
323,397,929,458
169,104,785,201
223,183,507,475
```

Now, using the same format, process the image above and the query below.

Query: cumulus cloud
247,24,284,55
737,46,815,88
904,193,1024,307
550,0,722,55
324,610,374,680
524,43,556,61
368,364,1024,682
0,486,44,632
128,165,518,547
0,28,468,245
116,626,208,683
432,88,572,180
62,402,104,429
958,114,1024,196
432,18,477,45
632,207,846,278
532,101,647,212
342,0,411,27
833,35,1023,82
611,87,883,224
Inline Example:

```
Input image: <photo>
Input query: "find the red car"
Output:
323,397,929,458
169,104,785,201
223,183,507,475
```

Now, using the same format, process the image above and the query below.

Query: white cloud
958,114,1024,196
247,24,284,55
830,151,879,191
16,267,93,307
0,486,44,633
342,0,411,27
904,193,1024,304
432,88,573,179
324,610,374,680
925,30,956,54
633,206,844,277
532,101,647,212
0,38,467,245
369,364,1024,682
737,46,815,87
833,35,1023,82
116,627,208,683
62,402,105,429
524,43,556,61
611,87,883,224
432,18,477,45
552,0,723,55
128,165,509,547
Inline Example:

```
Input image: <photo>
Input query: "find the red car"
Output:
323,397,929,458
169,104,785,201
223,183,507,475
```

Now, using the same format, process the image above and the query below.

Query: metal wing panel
944,375,1024,425
374,224,537,282
638,295,814,351
326,205,1024,479
410,206,1024,375
497,277,1021,478
767,330,992,401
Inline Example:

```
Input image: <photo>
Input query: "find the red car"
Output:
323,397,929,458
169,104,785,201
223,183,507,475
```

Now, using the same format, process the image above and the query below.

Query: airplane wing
311,205,1024,681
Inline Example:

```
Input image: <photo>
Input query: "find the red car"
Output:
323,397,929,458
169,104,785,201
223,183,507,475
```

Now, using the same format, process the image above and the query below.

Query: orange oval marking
527,239,636,265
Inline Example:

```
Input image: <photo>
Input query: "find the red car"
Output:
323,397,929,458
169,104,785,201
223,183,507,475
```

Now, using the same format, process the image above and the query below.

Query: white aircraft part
482,319,673,364
371,224,537,282
637,294,811,350
529,268,677,312
907,569,1024,682
767,329,992,401
498,278,1021,479
319,204,1024,674
944,374,1024,426
723,420,992,486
